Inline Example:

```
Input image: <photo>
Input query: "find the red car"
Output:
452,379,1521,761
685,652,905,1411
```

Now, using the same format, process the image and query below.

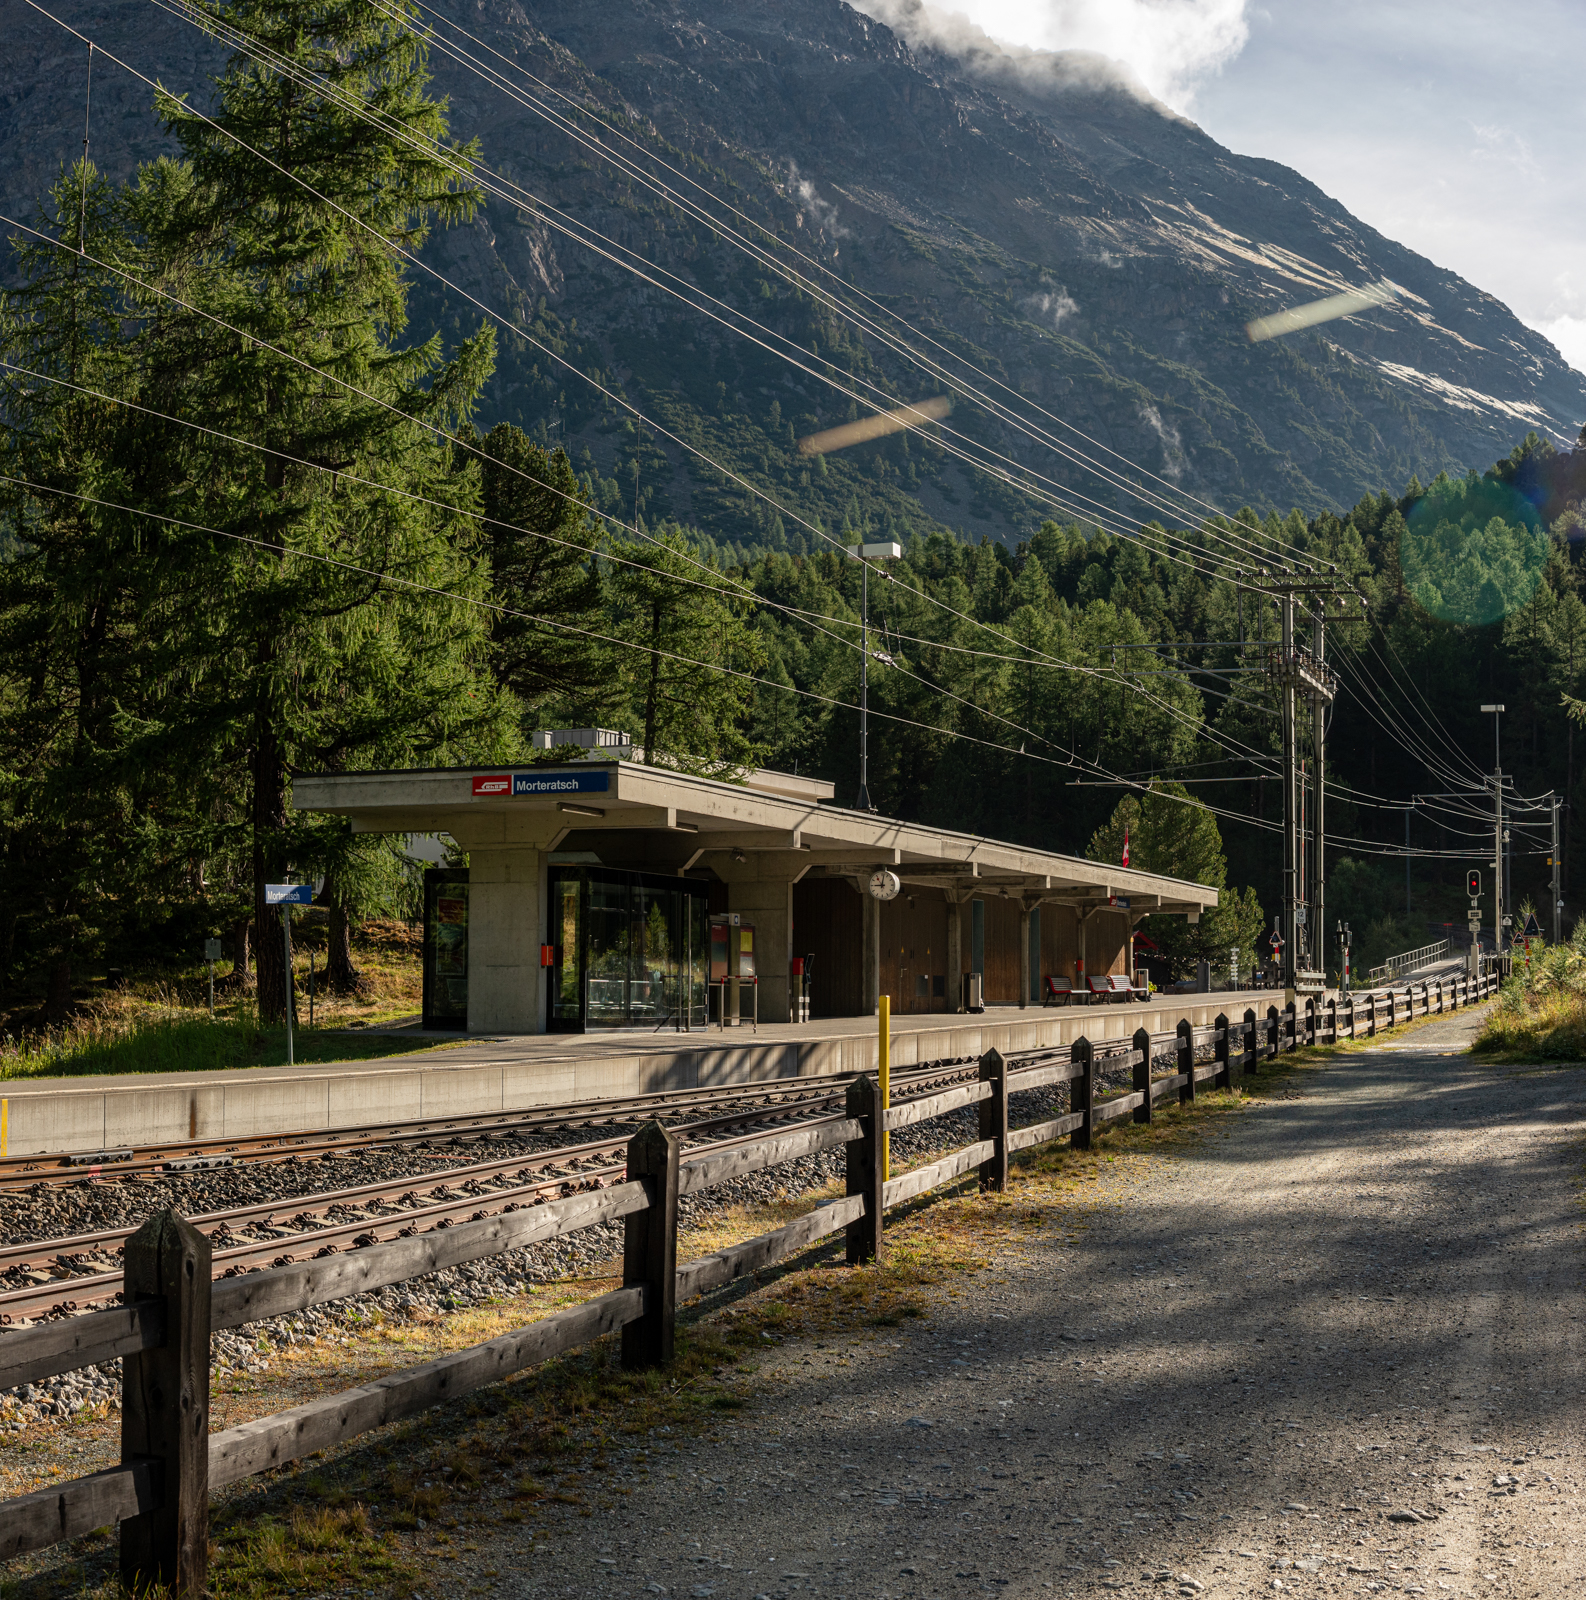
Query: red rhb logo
472,774,511,796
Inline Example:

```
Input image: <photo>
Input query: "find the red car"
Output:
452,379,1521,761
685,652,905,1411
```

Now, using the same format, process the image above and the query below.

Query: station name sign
472,770,611,798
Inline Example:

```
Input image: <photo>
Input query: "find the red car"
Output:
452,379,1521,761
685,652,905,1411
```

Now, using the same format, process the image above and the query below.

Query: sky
940,0,1586,379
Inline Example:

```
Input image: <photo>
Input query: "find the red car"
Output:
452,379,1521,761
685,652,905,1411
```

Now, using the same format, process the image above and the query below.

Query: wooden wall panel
878,890,951,1014
1089,909,1130,976
1040,905,1081,982
792,878,862,1019
981,895,1023,1004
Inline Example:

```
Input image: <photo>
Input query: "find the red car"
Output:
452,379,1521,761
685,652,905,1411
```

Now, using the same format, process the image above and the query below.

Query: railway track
0,1060,977,1188
0,1056,983,1325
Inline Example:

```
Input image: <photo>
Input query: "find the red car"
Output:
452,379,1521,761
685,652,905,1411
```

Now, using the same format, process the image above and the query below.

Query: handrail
1367,938,1449,981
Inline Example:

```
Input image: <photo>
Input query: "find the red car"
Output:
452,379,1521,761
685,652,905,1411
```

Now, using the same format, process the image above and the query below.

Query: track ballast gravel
461,1009,1584,1600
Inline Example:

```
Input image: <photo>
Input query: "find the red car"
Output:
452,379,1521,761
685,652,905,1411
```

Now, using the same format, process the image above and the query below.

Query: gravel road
465,1008,1584,1600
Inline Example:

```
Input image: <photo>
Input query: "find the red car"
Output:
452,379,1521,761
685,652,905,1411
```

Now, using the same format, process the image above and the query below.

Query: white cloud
1530,316,1586,380
858,0,1250,111
1139,403,1185,480
787,162,849,238
1026,288,1080,326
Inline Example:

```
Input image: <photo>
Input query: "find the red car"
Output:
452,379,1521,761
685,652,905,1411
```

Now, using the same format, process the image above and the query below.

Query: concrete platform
0,993,1281,1159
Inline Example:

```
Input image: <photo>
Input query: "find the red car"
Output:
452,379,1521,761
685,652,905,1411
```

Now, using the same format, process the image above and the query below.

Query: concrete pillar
946,895,965,1012
1018,902,1032,1009
718,861,799,1023
467,846,548,1033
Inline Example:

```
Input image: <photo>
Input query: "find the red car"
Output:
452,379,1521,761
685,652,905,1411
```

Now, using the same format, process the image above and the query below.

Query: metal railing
1367,938,1449,982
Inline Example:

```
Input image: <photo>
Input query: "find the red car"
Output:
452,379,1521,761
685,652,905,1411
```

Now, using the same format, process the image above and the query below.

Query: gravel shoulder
467,1007,1585,1600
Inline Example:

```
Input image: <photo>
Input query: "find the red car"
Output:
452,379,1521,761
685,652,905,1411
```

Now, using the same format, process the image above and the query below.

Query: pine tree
116,0,512,1021
478,424,614,721
608,530,764,775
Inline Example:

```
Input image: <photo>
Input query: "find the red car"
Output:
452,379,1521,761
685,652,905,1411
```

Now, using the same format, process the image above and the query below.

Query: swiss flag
1121,825,1130,868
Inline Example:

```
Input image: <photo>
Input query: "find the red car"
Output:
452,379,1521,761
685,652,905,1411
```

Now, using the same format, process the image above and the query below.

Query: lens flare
797,395,952,455
1245,281,1399,343
1400,474,1548,626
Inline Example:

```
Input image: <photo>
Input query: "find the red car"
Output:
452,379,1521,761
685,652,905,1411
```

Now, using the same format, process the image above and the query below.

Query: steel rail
0,1060,987,1323
0,1061,952,1187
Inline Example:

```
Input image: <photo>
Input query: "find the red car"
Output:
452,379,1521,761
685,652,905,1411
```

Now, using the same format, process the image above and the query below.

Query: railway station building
294,741,1218,1036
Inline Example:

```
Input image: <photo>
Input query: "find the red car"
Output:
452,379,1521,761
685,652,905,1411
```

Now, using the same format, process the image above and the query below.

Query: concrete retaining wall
0,991,1280,1159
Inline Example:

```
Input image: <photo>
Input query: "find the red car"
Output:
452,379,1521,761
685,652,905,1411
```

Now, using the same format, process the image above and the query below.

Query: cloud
787,162,849,238
1139,403,1185,480
1025,288,1080,327
854,0,1250,113
1531,315,1586,380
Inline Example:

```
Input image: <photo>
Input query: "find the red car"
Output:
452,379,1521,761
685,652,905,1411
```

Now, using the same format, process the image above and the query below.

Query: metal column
1552,794,1562,945
1311,607,1326,979
1281,595,1298,991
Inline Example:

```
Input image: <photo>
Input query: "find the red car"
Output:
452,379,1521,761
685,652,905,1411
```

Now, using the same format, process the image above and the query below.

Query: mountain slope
5,0,1583,548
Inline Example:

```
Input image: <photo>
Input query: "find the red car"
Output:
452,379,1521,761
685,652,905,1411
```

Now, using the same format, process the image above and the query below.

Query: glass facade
422,869,470,1030
549,866,711,1031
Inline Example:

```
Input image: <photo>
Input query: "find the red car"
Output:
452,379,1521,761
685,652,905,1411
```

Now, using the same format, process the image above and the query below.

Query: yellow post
878,993,891,1180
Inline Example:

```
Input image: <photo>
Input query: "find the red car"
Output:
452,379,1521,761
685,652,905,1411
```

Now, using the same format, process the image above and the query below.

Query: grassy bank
1471,926,1586,1059
0,920,441,1080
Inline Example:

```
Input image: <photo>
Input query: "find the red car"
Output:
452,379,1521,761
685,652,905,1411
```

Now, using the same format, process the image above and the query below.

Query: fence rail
0,968,1498,1591
1367,938,1451,981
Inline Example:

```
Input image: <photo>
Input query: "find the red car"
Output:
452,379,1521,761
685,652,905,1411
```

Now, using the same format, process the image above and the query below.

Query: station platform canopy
294,746,1218,1035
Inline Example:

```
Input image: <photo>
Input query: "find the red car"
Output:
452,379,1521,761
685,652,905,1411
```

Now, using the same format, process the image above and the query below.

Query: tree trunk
252,671,294,1027
220,918,253,992
41,958,73,1025
326,899,369,996
642,600,663,762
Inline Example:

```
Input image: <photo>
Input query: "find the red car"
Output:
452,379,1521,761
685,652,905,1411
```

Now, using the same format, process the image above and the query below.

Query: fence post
1131,1027,1154,1125
1240,1009,1256,1086
1367,993,1377,1036
1388,989,1397,1029
1328,995,1338,1043
120,1209,211,1598
622,1120,680,1371
1213,1014,1230,1089
1266,1005,1279,1061
978,1048,1009,1192
1177,1018,1195,1105
1304,996,1315,1047
1436,980,1443,1015
845,1075,885,1264
1071,1038,1095,1150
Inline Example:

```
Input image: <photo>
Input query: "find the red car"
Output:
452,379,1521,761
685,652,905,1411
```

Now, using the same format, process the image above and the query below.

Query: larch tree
122,0,514,1021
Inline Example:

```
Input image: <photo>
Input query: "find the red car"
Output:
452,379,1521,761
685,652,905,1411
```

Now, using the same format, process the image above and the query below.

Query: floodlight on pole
849,541,903,812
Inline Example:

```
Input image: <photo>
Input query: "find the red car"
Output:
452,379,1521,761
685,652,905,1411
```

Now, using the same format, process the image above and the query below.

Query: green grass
0,1001,453,1082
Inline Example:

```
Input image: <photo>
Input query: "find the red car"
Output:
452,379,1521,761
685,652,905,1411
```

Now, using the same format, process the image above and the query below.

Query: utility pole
1251,571,1352,996
851,540,902,812
1312,607,1326,972
1481,704,1504,954
1551,793,1562,945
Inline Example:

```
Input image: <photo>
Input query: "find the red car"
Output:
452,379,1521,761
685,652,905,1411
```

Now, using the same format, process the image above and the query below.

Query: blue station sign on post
265,883,314,905
265,884,313,1065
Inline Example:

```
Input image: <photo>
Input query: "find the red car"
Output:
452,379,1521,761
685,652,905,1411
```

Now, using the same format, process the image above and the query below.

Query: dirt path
447,1011,1586,1600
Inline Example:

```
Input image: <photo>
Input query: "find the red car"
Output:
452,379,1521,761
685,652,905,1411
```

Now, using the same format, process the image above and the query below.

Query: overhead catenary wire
388,0,1323,569
1,467,1297,843
141,0,1306,584
13,0,1509,854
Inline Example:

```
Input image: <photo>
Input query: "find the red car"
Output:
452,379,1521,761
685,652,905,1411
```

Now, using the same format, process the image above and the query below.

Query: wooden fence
0,969,1496,1593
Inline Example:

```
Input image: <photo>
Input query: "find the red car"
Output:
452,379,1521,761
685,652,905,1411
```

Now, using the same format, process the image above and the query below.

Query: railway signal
1467,868,1481,899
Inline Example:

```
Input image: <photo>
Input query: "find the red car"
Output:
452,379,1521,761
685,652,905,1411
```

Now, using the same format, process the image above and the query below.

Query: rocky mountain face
6,0,1584,545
